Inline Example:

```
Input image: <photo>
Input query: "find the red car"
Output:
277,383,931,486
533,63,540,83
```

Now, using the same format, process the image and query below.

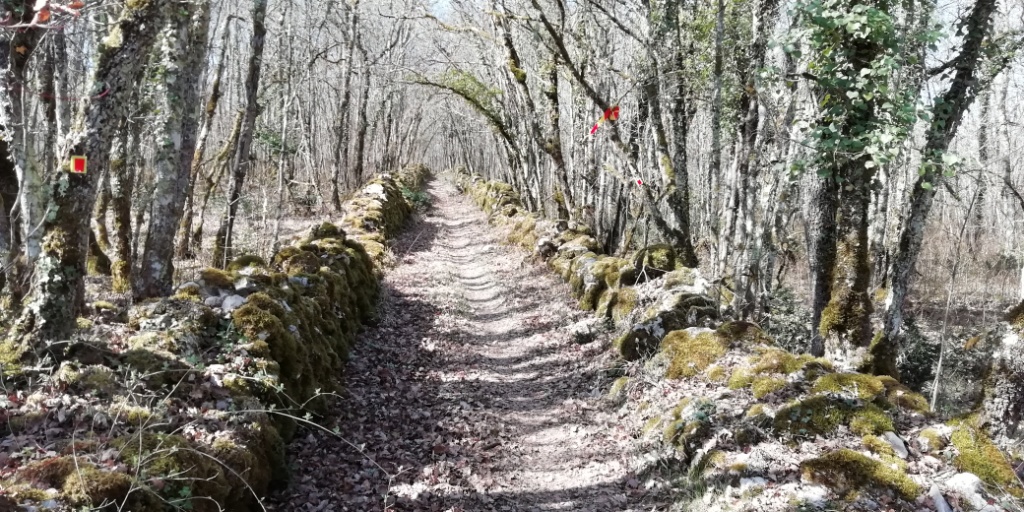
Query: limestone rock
567,318,605,344
222,295,246,314
942,473,988,511
882,431,909,459
929,484,954,512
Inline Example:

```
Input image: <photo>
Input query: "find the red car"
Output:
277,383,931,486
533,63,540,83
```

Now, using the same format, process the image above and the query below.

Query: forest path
268,178,657,511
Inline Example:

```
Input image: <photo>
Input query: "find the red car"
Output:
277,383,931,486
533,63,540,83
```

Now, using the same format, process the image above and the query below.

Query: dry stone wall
0,165,430,511
452,168,1023,511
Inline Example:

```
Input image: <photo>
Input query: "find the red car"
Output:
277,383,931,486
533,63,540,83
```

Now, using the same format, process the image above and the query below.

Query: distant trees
0,0,1017,428
0,0,438,353
426,0,1022,380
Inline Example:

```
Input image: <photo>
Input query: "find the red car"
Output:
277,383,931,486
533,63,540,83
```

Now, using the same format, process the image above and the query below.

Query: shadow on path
268,179,661,511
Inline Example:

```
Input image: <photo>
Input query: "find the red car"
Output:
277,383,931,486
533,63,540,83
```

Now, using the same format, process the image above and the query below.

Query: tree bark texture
14,2,168,348
137,1,211,299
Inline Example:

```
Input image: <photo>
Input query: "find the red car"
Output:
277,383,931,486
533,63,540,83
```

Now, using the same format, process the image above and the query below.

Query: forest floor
267,179,662,511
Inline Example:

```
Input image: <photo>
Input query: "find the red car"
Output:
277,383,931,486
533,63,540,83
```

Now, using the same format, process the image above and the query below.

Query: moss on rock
199,268,237,290
612,287,639,323
811,373,886,401
950,420,1022,494
774,395,893,437
631,244,679,281
11,456,160,509
662,329,728,379
228,254,269,272
800,449,920,500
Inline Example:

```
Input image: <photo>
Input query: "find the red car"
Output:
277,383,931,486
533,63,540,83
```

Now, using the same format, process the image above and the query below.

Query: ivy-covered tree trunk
14,2,167,348
136,1,211,300
881,0,998,348
799,0,903,370
213,0,268,268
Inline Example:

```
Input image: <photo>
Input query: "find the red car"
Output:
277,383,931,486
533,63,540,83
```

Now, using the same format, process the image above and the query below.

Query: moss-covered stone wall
1,165,430,511
451,168,1024,509
452,169,719,357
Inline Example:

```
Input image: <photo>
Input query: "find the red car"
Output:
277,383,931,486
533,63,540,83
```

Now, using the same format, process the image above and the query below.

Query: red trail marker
590,105,621,135
70,155,86,174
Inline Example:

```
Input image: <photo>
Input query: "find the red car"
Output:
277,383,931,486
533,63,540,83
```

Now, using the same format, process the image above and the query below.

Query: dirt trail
269,179,659,511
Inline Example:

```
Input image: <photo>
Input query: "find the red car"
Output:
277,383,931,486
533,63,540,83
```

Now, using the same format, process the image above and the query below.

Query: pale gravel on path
269,179,662,511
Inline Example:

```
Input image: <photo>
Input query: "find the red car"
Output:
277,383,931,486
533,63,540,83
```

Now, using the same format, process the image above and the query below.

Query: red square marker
70,156,86,174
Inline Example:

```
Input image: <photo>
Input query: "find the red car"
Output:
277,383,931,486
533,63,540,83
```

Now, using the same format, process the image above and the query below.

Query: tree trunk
807,176,839,356
195,111,242,255
109,128,135,293
213,0,268,268
88,169,112,276
881,0,998,347
709,0,725,272
177,16,234,260
14,3,167,349
820,175,877,368
331,1,359,210
352,65,371,182
136,1,211,299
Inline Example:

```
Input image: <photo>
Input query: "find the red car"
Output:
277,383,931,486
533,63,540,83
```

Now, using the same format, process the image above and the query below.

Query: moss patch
774,395,893,437
800,449,920,500
228,254,268,272
950,421,1022,493
811,373,885,401
661,329,727,379
751,376,788,399
919,428,947,452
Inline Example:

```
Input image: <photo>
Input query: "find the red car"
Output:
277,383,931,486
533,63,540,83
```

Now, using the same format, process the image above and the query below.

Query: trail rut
269,179,659,511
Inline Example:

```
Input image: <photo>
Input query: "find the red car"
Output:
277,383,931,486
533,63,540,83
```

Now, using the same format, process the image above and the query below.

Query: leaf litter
267,180,661,511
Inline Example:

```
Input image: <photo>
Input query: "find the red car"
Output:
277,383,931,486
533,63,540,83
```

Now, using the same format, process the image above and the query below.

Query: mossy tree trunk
14,2,167,348
109,128,135,293
213,0,268,268
820,178,880,370
981,304,1024,448
807,176,839,357
177,16,233,261
802,0,891,368
136,1,211,300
